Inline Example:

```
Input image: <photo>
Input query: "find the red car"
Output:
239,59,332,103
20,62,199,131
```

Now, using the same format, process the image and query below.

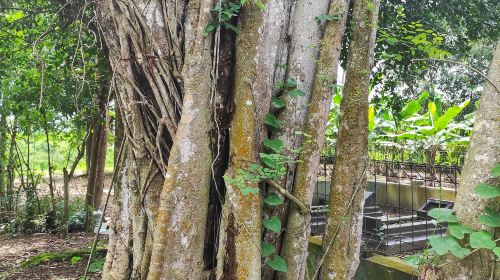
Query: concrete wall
308,237,418,280
313,180,456,210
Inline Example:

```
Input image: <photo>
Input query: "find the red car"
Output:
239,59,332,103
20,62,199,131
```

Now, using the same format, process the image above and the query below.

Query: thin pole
83,138,126,280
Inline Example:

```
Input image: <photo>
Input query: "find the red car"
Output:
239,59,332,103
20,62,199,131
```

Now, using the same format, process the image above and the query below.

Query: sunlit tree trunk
426,40,500,280
321,0,380,279
279,1,350,279
0,112,6,213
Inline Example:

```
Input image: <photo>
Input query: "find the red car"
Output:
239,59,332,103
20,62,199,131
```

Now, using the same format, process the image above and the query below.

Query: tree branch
265,179,310,214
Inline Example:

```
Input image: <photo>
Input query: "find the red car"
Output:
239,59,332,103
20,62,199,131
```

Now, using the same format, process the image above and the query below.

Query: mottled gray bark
321,0,380,279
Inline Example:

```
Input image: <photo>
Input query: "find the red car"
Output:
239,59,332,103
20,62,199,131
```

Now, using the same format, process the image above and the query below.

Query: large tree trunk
279,1,350,279
97,1,216,278
434,40,500,280
321,0,380,279
261,1,331,278
215,1,290,278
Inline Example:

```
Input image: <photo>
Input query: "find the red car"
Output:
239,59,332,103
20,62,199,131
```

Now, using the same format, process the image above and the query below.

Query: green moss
21,248,106,268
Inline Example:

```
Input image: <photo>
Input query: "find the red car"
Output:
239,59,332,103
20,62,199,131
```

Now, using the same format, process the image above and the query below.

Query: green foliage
264,193,284,206
314,14,340,25
71,256,82,265
267,255,288,272
205,0,265,36
470,231,496,249
474,183,500,199
427,208,458,223
262,241,275,257
88,256,105,273
406,165,500,268
263,216,281,233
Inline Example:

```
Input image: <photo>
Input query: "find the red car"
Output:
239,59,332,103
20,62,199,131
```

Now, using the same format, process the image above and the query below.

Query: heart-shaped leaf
271,97,286,109
288,89,305,97
267,255,288,272
263,216,281,233
427,208,458,223
475,183,500,199
264,193,284,206
470,231,496,249
263,139,284,153
262,241,275,257
449,223,473,239
264,113,281,129
479,208,500,227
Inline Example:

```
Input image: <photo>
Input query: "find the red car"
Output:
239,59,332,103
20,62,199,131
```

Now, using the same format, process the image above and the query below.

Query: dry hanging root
83,139,126,280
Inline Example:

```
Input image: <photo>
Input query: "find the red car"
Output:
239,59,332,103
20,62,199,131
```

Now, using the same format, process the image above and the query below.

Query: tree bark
0,112,7,213
97,0,216,278
321,0,380,279
279,1,350,279
261,1,331,278
435,40,500,280
215,1,298,278
42,113,56,214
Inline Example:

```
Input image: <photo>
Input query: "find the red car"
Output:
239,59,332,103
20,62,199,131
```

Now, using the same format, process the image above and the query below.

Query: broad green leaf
474,183,500,199
434,100,470,131
427,208,458,223
449,223,473,239
479,208,500,227
428,235,461,256
260,153,279,169
288,89,306,97
368,105,375,132
404,253,423,267
400,100,421,119
493,247,500,258
492,164,500,177
204,23,216,36
268,255,288,272
449,246,471,259
333,93,342,105
264,113,281,129
470,231,496,249
262,241,275,257
263,139,284,153
264,193,284,206
418,91,430,102
263,216,282,233
271,97,286,108
428,101,437,125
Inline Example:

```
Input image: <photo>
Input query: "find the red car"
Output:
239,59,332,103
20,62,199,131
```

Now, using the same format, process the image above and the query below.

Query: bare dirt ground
0,233,107,280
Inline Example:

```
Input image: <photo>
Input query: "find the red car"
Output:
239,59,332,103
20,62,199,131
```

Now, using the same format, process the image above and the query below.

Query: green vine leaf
470,231,496,249
204,23,216,37
474,183,500,199
271,97,286,108
262,241,275,257
285,78,298,88
493,247,500,258
428,235,469,258
264,113,281,129
263,139,284,153
263,216,281,233
264,193,284,206
427,208,458,223
260,153,279,169
449,223,473,239
314,14,340,25
288,89,306,97
492,164,500,177
479,208,500,227
268,255,288,272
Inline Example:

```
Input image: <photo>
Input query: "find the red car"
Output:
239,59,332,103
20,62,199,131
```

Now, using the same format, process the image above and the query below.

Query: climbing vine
406,164,500,268
224,76,312,273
